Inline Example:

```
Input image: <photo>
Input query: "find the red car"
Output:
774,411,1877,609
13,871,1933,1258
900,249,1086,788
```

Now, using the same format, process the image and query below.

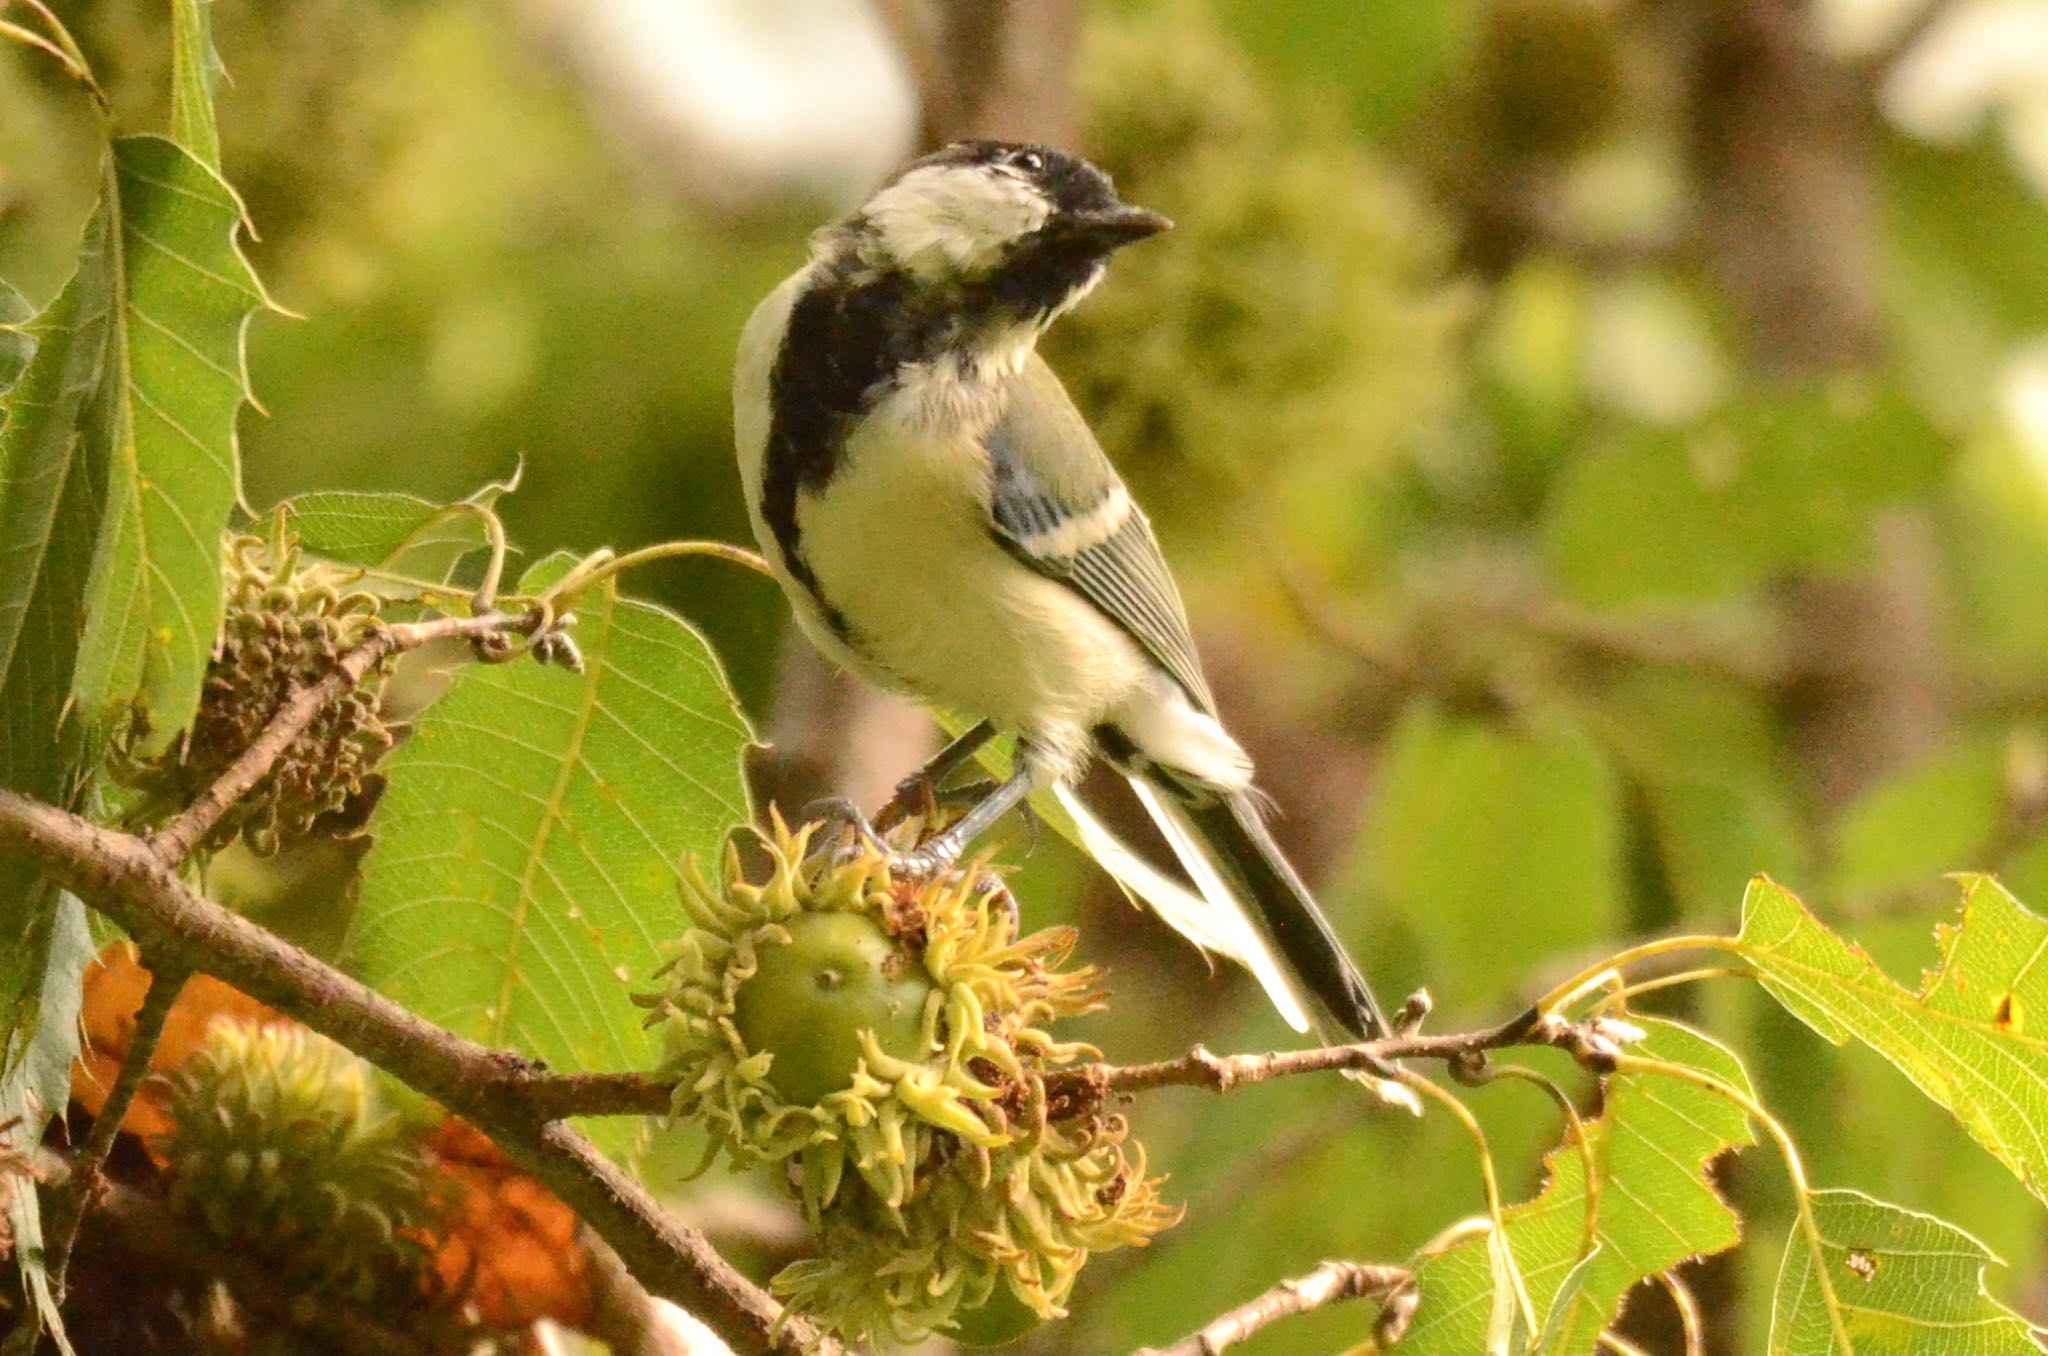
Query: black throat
761,252,1055,637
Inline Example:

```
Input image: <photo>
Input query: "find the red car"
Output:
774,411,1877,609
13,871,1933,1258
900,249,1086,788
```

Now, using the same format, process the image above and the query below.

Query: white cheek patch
864,165,1051,279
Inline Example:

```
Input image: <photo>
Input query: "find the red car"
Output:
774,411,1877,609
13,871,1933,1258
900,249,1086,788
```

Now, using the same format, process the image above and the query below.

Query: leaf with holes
68,136,267,755
349,578,751,1150
1390,1020,1755,1355
1736,874,2048,1207
1771,1189,2044,1355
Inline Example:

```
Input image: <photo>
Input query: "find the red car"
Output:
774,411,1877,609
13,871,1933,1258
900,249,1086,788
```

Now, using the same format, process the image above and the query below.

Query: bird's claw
798,797,891,861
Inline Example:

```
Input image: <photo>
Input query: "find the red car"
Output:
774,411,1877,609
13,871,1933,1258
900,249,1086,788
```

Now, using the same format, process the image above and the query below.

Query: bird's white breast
794,366,1151,774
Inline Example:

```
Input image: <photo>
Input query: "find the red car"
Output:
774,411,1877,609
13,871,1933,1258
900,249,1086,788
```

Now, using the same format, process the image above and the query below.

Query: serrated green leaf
278,488,494,581
350,580,752,1148
69,136,265,755
1770,1189,2045,1355
1736,874,2048,1206
1391,1020,1756,1355
0,198,113,1035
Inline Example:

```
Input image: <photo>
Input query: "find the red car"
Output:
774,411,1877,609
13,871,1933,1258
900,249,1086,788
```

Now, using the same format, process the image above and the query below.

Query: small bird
733,140,1387,1043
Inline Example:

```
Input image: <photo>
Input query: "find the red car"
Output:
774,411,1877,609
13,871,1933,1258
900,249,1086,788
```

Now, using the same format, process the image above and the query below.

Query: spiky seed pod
771,1110,1179,1347
119,530,395,854
1047,0,1465,550
161,1019,432,1307
645,819,1177,1346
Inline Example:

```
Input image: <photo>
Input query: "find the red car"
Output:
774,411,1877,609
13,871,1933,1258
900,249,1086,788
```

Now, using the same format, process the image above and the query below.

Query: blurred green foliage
13,0,2048,1350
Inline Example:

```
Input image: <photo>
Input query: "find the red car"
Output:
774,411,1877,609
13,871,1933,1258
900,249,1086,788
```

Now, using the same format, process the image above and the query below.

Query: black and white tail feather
1057,777,1388,1043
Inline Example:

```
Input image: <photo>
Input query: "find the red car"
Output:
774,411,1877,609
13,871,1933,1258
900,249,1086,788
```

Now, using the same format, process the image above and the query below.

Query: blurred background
9,0,2048,1349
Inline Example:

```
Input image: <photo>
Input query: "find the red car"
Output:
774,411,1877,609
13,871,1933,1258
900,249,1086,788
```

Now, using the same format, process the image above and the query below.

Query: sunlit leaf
1736,874,2048,1207
1391,1020,1755,1355
278,488,494,580
1770,1189,2044,1355
350,577,751,1151
70,137,267,755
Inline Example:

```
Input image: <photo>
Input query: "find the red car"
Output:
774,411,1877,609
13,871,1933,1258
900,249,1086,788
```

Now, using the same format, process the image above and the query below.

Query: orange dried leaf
420,1118,595,1331
72,944,285,1145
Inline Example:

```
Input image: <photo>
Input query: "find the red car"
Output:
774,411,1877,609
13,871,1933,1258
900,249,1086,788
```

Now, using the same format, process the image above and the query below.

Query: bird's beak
1055,205,1173,250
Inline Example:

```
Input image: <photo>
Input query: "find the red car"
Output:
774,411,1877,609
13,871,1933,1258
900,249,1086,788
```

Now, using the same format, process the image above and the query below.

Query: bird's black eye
1010,149,1045,175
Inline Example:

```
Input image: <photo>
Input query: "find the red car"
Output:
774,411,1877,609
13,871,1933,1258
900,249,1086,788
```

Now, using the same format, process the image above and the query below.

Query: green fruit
952,1283,1046,1349
732,912,933,1105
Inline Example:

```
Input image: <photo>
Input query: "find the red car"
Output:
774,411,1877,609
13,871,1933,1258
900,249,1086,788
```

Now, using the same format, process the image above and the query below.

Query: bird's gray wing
984,357,1216,713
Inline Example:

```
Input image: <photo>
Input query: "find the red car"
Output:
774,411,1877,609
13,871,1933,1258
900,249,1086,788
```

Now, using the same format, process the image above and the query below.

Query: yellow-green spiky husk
162,1020,431,1306
645,818,1178,1346
118,530,394,855
772,1111,1180,1347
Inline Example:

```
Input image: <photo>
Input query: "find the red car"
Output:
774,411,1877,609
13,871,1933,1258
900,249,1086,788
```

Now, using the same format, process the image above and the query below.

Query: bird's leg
894,768,1035,876
875,719,998,829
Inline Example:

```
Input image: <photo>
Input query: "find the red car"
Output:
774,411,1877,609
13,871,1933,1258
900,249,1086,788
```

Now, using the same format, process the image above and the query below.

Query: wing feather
984,358,1215,712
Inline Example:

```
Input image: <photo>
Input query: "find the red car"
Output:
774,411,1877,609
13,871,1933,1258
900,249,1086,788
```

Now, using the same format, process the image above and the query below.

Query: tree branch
1137,1259,1411,1356
0,789,827,1356
44,955,189,1293
150,609,541,865
507,1006,1629,1124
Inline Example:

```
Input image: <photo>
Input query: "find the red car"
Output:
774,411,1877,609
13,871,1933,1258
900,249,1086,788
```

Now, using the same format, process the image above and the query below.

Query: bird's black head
839,140,1170,320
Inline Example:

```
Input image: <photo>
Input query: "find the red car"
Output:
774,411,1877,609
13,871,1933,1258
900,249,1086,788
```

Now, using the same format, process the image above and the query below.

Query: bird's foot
797,797,890,862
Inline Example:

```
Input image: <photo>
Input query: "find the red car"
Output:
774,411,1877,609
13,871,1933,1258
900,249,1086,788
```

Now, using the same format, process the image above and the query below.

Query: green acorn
119,529,395,854
161,1019,431,1306
645,819,1177,1346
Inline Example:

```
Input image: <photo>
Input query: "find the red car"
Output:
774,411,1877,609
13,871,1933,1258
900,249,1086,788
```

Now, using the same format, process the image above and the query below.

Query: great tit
733,140,1387,1042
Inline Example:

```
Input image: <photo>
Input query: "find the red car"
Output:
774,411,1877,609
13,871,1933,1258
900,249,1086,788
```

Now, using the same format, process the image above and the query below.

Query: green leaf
1,893,94,1356
70,137,266,754
1391,1020,1756,1355
1771,1189,2045,1355
350,579,752,1145
1532,1246,1602,1356
0,281,32,395
1736,874,2048,1206
1828,735,2006,900
1357,704,1624,1004
1545,378,1943,610
1584,669,1807,920
169,0,222,170
278,488,496,580
0,199,113,1034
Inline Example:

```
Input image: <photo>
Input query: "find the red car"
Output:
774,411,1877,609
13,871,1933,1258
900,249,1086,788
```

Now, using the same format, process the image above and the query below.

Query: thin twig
1064,1009,1552,1098
44,956,190,1293
1136,1259,1408,1356
149,610,541,866
0,790,826,1356
511,1011,1586,1123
